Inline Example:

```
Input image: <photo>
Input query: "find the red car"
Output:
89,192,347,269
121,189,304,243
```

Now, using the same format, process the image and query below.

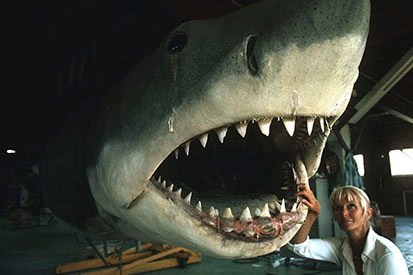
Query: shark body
42,0,370,258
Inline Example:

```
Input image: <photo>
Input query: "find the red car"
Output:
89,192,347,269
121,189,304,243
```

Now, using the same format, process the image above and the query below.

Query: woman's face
333,198,372,233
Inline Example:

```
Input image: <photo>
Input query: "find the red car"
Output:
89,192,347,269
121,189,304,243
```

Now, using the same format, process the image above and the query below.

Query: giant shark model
41,0,370,258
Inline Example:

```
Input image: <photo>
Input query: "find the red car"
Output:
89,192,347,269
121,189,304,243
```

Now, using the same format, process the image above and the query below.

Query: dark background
2,0,413,215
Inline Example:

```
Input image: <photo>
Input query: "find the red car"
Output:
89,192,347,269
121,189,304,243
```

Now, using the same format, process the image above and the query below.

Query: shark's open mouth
149,115,331,242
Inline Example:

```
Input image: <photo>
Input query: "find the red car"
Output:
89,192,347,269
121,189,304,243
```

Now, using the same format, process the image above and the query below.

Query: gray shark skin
41,0,370,258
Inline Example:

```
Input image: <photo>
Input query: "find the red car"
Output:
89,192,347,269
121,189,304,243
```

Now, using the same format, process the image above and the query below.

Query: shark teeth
282,117,296,137
167,183,174,192
307,117,315,136
215,127,228,143
223,207,234,219
254,208,262,217
184,192,192,204
209,206,216,217
257,118,272,136
173,116,329,159
240,207,253,222
196,201,202,212
199,133,208,148
260,203,271,218
319,117,325,132
152,176,302,225
174,188,182,197
184,141,190,156
291,202,298,212
235,121,248,137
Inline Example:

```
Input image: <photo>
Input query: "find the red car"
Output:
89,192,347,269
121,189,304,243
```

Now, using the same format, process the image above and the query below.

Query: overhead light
6,149,17,154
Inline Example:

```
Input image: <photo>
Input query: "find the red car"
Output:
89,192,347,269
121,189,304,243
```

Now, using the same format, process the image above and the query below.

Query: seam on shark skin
169,45,180,133
168,107,176,132
171,53,178,81
125,187,149,209
291,90,299,116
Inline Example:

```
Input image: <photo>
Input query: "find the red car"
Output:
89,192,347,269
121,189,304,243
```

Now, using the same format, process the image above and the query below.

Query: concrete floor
0,215,411,275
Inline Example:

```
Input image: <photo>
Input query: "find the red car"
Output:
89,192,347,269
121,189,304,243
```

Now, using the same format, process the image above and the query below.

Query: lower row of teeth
153,177,303,238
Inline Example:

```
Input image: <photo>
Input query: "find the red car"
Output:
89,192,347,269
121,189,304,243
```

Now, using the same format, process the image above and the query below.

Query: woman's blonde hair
329,185,371,214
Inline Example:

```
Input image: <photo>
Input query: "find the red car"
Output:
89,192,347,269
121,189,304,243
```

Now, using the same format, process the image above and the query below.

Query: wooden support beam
333,126,350,153
348,47,413,124
56,243,201,275
378,91,413,123
379,105,413,124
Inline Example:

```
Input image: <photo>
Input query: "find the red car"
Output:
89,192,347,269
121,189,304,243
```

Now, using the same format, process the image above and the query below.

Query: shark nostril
246,35,258,76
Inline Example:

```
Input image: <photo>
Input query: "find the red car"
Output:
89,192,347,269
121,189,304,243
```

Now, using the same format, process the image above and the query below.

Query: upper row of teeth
176,116,328,158
155,177,300,222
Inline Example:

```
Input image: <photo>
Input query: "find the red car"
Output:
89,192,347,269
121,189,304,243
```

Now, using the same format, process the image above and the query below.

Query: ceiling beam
378,92,413,123
384,91,413,113
348,46,413,124
379,105,413,124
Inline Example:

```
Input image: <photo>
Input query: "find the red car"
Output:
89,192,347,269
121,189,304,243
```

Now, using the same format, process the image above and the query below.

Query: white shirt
285,227,409,275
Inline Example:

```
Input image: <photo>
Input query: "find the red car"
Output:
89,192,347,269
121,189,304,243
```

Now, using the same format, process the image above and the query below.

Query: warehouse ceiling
2,0,413,166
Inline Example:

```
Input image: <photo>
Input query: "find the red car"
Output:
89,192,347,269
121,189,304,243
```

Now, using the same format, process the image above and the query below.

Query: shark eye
168,32,187,54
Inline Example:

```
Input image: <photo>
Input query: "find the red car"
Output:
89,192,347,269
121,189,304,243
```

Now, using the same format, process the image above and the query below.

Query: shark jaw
115,115,330,258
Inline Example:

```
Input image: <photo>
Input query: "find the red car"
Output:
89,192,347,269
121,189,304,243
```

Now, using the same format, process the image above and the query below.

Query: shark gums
42,0,370,258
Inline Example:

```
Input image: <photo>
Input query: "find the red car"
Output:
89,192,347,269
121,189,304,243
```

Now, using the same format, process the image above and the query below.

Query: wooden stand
381,215,396,238
56,243,201,274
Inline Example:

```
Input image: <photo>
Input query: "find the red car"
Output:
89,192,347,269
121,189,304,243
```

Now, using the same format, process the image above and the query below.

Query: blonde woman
286,185,409,275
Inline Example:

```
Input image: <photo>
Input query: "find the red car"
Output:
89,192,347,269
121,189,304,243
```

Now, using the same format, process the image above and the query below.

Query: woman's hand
296,183,321,216
289,183,322,244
